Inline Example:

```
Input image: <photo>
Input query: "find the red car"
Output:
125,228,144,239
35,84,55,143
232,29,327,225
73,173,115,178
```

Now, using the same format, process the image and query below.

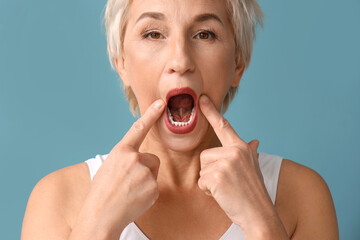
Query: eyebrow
136,12,165,24
135,12,224,27
194,13,224,27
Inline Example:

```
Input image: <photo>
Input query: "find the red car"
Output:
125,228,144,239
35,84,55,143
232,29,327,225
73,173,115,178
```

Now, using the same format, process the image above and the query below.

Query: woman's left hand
198,95,286,237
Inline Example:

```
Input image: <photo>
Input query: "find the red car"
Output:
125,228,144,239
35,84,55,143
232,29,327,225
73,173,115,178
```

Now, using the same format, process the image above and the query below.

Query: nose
165,34,195,75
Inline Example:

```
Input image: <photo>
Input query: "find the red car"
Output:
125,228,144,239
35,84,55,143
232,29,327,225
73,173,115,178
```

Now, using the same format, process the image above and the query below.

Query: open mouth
164,87,198,134
168,94,194,125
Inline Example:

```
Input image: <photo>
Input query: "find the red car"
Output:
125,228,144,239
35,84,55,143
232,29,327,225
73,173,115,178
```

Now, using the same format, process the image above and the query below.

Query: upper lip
165,87,198,105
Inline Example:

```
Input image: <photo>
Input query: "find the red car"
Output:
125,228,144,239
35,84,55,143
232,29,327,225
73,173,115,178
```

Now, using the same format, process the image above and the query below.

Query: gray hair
104,0,264,115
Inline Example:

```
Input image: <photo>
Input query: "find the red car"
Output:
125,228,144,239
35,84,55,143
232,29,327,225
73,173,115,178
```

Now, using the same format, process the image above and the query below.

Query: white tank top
85,152,283,240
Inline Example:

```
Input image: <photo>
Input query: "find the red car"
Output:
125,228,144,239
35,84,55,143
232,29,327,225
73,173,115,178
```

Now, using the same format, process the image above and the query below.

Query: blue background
1,0,359,239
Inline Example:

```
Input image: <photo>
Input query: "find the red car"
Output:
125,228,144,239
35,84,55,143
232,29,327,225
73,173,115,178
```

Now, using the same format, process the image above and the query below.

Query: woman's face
116,0,244,152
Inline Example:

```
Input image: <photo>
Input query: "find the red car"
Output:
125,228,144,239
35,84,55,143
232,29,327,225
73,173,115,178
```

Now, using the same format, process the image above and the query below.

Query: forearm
244,216,289,240
68,202,128,240
237,205,289,240
68,219,125,240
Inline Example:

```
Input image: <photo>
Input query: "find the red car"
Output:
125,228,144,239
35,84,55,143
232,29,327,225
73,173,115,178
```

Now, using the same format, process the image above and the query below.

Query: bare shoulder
22,162,91,240
276,159,339,240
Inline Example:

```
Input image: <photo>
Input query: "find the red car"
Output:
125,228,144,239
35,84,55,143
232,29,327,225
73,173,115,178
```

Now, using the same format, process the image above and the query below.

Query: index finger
199,95,246,146
121,99,165,150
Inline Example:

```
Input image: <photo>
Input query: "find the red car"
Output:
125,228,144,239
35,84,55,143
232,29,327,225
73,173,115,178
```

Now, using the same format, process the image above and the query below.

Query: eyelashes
195,30,218,40
142,31,163,40
141,29,218,41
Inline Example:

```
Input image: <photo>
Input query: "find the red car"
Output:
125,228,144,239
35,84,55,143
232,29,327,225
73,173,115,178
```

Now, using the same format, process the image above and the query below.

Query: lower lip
164,90,198,134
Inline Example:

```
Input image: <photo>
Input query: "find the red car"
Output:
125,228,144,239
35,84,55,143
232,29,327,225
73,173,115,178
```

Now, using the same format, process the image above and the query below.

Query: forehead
128,0,230,26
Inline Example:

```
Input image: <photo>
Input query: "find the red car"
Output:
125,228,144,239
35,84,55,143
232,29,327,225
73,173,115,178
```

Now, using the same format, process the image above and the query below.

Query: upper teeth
168,107,195,127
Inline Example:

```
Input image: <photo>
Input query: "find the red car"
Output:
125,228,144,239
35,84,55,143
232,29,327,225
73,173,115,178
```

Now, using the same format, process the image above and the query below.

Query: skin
118,0,242,154
116,0,247,191
21,0,339,239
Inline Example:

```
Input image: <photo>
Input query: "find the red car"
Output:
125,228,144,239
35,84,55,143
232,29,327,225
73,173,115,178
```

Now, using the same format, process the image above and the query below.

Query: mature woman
22,0,339,239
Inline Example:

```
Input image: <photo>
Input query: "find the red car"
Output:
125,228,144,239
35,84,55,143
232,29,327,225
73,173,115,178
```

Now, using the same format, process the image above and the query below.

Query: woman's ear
115,56,130,87
231,59,245,87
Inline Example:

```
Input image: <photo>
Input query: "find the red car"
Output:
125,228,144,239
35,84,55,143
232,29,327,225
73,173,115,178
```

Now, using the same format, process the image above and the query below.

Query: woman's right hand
72,99,165,238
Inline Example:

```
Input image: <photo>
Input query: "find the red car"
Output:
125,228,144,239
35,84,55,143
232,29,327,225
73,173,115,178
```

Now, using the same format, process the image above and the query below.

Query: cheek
201,46,236,110
125,43,164,114
127,40,166,72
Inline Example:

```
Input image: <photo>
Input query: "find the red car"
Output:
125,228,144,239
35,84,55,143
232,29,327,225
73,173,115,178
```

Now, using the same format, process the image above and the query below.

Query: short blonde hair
104,0,263,115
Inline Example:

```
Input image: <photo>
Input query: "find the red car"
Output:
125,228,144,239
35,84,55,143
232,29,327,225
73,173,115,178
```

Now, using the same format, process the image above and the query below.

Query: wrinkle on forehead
128,0,231,29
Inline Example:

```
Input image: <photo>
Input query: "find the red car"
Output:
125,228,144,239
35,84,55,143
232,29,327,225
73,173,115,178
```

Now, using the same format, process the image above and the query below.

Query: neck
139,129,221,191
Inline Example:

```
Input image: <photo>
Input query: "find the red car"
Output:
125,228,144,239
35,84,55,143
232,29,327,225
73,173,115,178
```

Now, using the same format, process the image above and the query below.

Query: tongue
168,94,194,122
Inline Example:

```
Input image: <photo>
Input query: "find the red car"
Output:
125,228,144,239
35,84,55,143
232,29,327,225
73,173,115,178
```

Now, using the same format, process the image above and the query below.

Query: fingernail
153,100,164,110
200,95,210,104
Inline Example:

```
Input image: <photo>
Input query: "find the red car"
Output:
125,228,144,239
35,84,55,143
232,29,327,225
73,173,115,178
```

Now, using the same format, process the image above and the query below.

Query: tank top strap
85,154,109,181
258,152,283,205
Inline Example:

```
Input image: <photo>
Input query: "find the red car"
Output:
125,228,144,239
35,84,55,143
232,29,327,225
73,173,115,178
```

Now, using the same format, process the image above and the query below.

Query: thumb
248,139,260,158
140,153,161,180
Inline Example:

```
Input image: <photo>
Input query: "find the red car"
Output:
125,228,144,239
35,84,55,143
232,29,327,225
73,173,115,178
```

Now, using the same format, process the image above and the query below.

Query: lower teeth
168,107,194,127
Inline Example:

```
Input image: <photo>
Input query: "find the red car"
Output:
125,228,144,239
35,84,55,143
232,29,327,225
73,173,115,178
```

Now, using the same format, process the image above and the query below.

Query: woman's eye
196,31,217,40
143,31,162,39
142,30,217,40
